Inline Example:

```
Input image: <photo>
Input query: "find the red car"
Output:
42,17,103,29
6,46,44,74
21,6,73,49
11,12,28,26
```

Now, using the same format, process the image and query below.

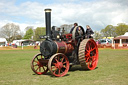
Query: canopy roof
114,36,128,39
0,38,7,42
114,32,128,40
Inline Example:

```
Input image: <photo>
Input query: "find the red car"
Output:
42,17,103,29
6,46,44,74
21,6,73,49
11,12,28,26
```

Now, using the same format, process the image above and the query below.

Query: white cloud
0,0,128,32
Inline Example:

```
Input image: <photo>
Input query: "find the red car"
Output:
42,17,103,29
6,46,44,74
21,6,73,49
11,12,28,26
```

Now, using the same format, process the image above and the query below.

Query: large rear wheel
79,39,98,70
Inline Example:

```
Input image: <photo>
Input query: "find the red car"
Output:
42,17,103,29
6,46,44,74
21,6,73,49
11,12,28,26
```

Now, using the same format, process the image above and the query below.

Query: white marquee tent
0,38,7,46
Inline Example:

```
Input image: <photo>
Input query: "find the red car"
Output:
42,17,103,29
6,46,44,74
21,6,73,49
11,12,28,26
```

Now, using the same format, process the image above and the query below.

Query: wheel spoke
85,57,89,62
88,42,91,50
89,57,93,61
88,61,92,67
53,68,58,74
52,63,56,66
42,66,46,71
34,60,38,63
55,59,59,63
36,56,39,60
92,58,96,62
52,63,58,69
41,55,42,60
85,48,89,52
90,47,96,51
87,44,90,51
60,69,64,73
51,66,57,70
58,69,61,75
39,67,41,72
57,56,60,62
63,62,66,64
92,56,97,58
62,66,66,69
90,44,93,51
85,53,89,57
34,64,38,66
36,66,39,71
89,58,96,67
90,60,96,67
61,57,64,62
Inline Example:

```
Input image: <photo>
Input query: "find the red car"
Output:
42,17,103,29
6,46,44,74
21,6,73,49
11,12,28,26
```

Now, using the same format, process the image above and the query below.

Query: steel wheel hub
37,61,42,67
57,62,63,69
90,51,93,56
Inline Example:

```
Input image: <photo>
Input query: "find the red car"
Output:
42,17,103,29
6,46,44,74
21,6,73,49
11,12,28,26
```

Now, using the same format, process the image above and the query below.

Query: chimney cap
44,9,52,12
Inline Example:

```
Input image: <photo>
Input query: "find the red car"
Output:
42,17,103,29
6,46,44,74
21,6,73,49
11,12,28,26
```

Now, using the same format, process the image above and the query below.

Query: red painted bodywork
64,33,72,41
54,34,74,54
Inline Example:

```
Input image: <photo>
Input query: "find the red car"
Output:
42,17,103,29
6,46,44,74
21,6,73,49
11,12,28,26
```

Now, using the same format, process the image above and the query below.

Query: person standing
62,27,65,34
70,23,78,33
85,25,94,38
78,26,85,35
57,28,61,32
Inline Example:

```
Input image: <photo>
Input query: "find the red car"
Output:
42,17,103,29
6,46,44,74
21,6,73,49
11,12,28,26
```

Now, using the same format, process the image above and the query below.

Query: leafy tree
101,25,116,37
60,24,73,33
25,26,34,31
0,23,21,42
93,31,102,40
33,27,46,41
115,23,128,36
24,28,34,39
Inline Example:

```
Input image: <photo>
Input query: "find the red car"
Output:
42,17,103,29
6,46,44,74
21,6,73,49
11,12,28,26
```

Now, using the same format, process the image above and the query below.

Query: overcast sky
0,0,128,32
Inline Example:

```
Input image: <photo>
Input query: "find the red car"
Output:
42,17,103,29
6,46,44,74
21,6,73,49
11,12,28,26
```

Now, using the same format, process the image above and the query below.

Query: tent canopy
0,38,7,42
114,32,128,40
114,36,128,40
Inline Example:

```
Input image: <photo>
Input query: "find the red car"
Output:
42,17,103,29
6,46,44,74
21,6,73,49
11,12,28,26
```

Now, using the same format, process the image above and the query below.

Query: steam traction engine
31,9,98,77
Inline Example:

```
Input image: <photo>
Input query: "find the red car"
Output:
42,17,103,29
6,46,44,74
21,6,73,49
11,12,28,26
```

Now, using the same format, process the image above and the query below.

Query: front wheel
48,53,69,77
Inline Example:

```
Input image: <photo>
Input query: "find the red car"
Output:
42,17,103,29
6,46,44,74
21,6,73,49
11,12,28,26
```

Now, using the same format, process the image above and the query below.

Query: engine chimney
44,9,52,38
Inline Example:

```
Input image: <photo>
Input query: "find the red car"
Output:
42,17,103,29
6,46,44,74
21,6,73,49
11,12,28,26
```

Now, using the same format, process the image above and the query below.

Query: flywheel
78,39,98,70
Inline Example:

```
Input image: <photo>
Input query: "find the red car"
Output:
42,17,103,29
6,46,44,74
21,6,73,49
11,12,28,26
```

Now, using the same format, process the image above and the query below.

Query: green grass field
0,48,128,85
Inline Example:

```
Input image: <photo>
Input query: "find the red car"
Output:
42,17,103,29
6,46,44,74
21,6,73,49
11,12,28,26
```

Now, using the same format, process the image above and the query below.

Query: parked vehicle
98,39,112,48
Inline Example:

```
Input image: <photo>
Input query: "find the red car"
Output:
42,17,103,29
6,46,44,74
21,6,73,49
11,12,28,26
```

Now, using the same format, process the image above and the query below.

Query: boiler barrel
55,41,74,54
40,40,74,57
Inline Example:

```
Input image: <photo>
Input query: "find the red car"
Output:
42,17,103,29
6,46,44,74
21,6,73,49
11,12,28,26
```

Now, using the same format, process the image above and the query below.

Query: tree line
93,23,128,40
0,23,128,42
0,23,46,42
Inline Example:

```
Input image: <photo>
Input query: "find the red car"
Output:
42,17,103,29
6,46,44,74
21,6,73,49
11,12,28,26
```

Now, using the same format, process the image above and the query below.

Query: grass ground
0,48,128,85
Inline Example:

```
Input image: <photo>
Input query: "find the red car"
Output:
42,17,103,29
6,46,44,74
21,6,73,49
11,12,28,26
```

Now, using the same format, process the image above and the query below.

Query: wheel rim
85,39,98,70
31,53,48,75
48,53,69,77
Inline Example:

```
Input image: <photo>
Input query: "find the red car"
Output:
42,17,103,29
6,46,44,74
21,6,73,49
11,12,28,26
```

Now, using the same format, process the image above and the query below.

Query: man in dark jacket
85,25,94,38
70,23,78,33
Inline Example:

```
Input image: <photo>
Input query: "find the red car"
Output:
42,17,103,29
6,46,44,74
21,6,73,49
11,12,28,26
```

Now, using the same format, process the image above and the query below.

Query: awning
114,36,128,40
